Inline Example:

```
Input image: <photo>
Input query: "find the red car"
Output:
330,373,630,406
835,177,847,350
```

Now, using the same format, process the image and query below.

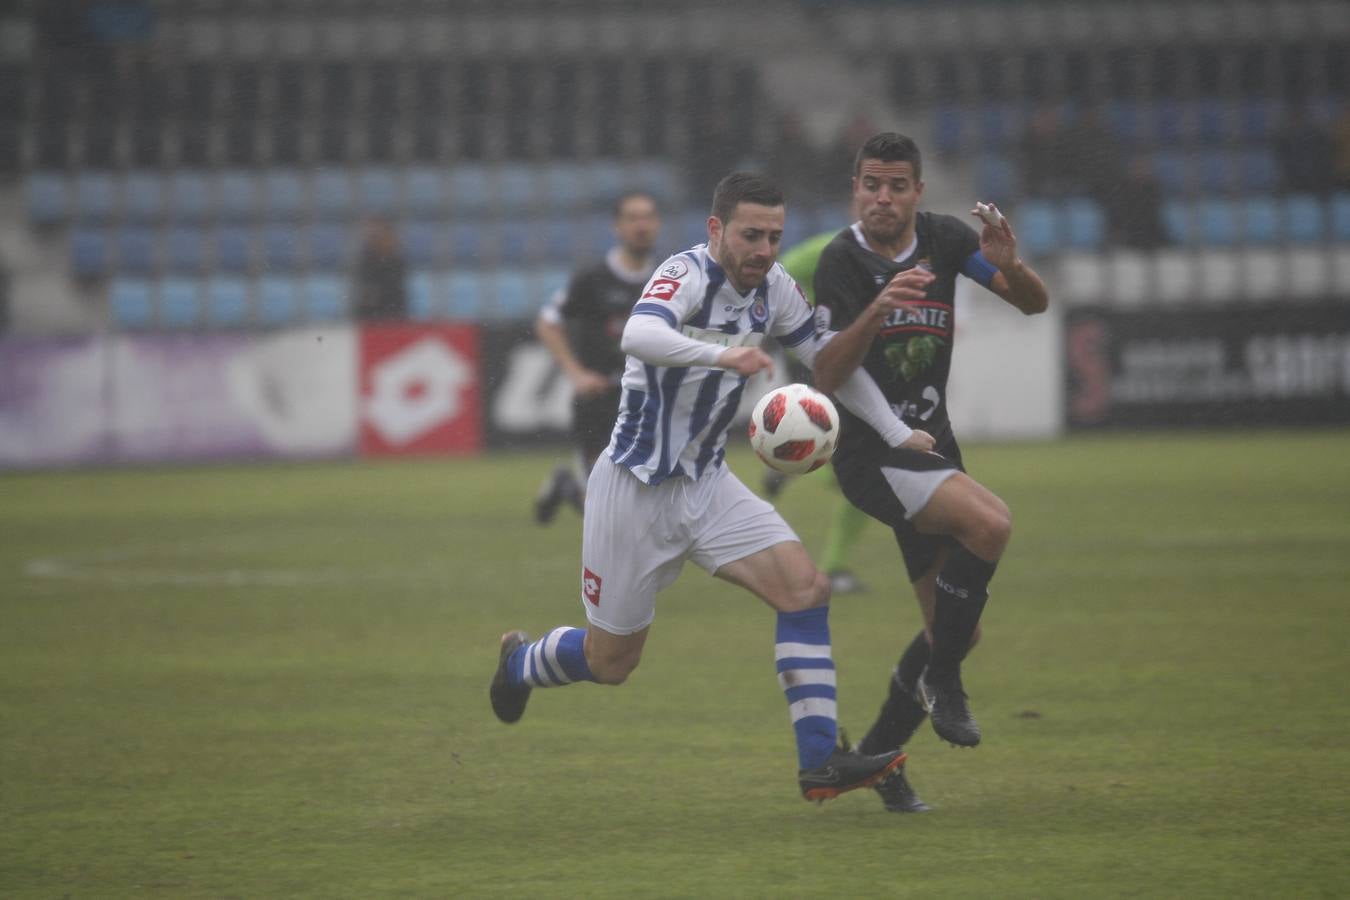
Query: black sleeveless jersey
813,212,987,456
556,258,652,381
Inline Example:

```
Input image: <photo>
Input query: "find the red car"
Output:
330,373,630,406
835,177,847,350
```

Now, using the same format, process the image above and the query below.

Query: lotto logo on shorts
583,568,603,606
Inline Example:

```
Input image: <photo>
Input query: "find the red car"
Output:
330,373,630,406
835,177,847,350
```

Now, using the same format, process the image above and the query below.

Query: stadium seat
357,167,400,216
1239,249,1282,300
26,172,69,226
974,154,1019,203
445,270,485,319
1195,98,1231,144
1151,100,1193,146
73,172,118,222
109,278,154,329
114,226,157,274
583,211,618,258
498,219,534,264
1161,199,1192,244
1197,198,1239,246
122,171,164,222
70,228,112,279
307,223,350,270
301,274,347,320
1195,250,1241,303
1104,101,1143,146
159,277,201,328
407,270,439,320
448,221,488,266
261,170,306,220
539,217,578,263
212,226,254,273
1053,252,1105,306
1015,200,1058,256
1107,251,1151,307
977,103,1020,148
167,171,212,222
260,224,302,271
1153,250,1194,305
531,267,571,305
496,164,538,216
206,276,250,327
1062,197,1105,250
1331,193,1350,241
215,169,259,221
586,159,627,206
489,270,532,320
402,220,442,268
257,275,297,325
1331,246,1350,294
1285,248,1329,299
1283,195,1325,243
1197,150,1235,194
1241,197,1280,245
1238,98,1277,141
448,164,493,217
164,225,207,273
630,159,681,205
542,162,587,211
1238,148,1280,193
933,105,965,155
311,167,354,219
404,166,448,217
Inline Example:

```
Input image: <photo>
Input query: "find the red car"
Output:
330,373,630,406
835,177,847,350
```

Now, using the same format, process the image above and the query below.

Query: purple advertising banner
0,330,358,468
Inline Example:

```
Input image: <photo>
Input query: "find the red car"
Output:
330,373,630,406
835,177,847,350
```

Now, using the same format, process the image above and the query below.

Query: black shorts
572,388,622,469
834,433,966,583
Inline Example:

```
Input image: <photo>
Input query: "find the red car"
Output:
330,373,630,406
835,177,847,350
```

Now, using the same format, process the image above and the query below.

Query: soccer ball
748,383,840,475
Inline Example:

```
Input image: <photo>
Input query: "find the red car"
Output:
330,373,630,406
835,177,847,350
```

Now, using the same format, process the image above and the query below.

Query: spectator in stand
352,218,408,322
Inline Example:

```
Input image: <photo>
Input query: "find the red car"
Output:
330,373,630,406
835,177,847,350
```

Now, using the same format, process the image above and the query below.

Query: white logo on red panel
583,567,602,606
642,279,681,301
365,338,472,445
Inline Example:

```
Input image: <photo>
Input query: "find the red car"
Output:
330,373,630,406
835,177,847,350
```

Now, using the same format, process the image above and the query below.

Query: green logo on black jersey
885,335,945,381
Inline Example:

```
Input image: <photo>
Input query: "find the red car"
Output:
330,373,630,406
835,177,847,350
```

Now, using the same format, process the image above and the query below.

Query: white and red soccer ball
748,383,840,476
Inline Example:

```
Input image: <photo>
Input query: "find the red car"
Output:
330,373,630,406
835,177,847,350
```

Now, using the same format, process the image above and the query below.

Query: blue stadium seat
307,223,349,270
489,270,532,319
260,224,301,271
1104,101,1143,145
407,270,439,320
539,217,578,263
1196,98,1231,144
631,159,680,205
1197,198,1239,246
1330,193,1350,241
168,171,212,222
1016,200,1059,256
1197,150,1236,194
677,208,709,250
1283,195,1325,243
257,275,297,325
1161,199,1193,244
357,167,400,215
164,225,207,273
933,106,965,155
1062,198,1106,250
974,154,1019,203
261,170,306,219
213,226,254,273
311,168,353,219
498,219,534,263
1152,152,1189,193
402,220,441,267
1151,100,1192,146
449,164,492,217
978,104,1020,148
27,172,68,226
531,267,571,304
542,162,587,211
74,172,118,222
1238,98,1277,141
583,211,618,258
1240,197,1280,245
215,170,259,221
301,275,347,320
109,278,154,328
115,226,157,274
586,159,627,206
404,166,448,217
159,277,201,328
122,171,164,222
1238,148,1280,192
445,270,484,319
71,228,112,279
496,164,537,216
206,277,250,327
448,221,488,265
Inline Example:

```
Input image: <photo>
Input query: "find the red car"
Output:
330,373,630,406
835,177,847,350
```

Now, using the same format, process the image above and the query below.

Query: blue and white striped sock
775,607,838,770
508,626,596,688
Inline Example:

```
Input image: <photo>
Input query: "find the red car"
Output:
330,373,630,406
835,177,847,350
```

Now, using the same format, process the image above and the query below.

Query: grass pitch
2,431,1348,898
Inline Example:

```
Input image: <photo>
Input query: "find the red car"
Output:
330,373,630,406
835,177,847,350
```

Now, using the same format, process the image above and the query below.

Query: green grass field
3,431,1349,898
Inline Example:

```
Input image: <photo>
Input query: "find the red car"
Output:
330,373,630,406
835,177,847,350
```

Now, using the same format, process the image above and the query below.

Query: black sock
928,546,997,680
859,630,931,754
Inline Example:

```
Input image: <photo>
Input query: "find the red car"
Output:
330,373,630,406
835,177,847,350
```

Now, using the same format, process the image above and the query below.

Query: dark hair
710,171,784,224
613,191,657,219
853,132,922,180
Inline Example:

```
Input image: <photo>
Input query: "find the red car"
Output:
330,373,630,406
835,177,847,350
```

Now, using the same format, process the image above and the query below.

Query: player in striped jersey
491,172,933,801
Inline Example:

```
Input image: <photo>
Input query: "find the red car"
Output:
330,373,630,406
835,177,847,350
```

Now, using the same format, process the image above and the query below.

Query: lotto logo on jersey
642,279,681,301
583,568,603,606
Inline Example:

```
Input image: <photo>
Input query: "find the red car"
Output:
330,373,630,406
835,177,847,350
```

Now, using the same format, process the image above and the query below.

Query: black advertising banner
479,321,573,449
1065,303,1350,429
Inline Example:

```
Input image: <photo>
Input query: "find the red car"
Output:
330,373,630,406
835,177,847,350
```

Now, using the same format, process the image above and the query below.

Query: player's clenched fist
869,268,935,323
718,346,775,377
898,429,936,452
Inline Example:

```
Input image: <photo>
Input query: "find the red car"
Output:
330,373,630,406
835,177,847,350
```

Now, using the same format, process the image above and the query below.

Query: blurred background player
533,192,662,524
768,229,875,596
492,173,918,802
812,133,1048,811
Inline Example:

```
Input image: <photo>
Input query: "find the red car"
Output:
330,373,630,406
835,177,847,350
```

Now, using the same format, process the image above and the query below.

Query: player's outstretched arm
812,268,934,394
971,202,1049,315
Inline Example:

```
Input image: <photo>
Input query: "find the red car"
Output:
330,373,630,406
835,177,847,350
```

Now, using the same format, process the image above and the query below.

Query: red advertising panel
359,323,482,456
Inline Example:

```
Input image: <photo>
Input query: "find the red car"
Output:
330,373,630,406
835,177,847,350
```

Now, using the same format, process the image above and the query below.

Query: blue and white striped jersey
604,244,818,485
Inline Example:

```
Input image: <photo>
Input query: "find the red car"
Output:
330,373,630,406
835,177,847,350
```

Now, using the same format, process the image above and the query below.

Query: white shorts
579,457,800,635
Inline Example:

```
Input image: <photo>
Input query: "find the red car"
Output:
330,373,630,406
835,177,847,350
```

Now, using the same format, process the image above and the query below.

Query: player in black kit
812,133,1049,810
534,192,661,524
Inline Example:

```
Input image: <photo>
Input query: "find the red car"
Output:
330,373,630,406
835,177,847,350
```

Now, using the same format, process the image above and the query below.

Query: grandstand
0,0,1346,330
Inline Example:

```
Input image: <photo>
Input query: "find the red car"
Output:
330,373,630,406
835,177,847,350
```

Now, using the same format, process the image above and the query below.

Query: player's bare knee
775,569,830,613
965,501,1011,560
587,651,640,685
